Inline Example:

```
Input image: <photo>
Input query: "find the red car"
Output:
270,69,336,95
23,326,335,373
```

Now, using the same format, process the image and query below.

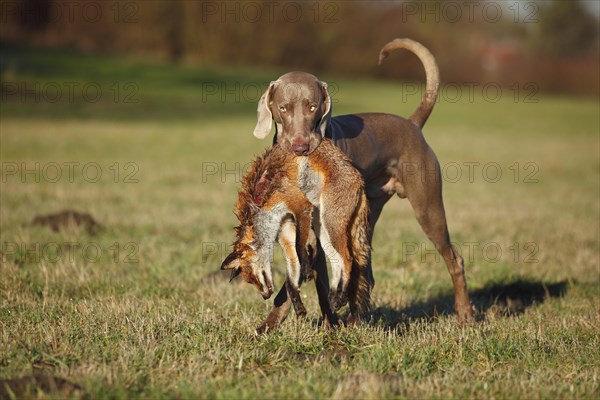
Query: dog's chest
296,157,323,207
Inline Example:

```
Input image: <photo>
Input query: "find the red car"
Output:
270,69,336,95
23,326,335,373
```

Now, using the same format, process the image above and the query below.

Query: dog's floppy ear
221,252,242,282
254,81,279,139
318,81,332,136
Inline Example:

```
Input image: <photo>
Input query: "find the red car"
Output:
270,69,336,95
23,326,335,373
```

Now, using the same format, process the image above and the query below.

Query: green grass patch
1,44,599,399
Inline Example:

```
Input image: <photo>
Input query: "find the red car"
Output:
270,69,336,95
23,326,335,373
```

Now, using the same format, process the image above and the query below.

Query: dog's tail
348,192,371,319
378,38,440,129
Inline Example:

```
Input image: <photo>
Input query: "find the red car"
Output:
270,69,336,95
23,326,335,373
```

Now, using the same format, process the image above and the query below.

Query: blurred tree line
1,0,598,95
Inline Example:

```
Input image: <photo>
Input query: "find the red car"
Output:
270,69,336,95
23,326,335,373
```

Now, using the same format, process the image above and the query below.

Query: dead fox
220,138,371,321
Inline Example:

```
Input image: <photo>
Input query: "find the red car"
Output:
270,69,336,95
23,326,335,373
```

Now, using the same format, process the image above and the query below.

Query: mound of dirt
0,373,84,398
32,209,102,236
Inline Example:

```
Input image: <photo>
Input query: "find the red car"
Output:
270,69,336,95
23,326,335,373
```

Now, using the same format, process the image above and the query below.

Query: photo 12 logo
198,240,539,266
198,160,540,185
200,81,340,104
2,162,140,184
2,241,139,264
1,81,139,104
399,1,539,23
400,241,539,264
438,161,539,184
200,1,340,23
0,1,139,24
400,82,540,104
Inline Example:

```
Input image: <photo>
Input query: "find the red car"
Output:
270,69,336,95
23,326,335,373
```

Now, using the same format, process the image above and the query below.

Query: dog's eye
279,106,286,113
309,105,317,112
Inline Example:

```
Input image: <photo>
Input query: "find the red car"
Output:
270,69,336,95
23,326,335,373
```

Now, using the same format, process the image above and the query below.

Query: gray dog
252,38,474,332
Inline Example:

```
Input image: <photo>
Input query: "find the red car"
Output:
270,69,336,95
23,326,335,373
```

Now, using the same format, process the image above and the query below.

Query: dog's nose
292,141,309,156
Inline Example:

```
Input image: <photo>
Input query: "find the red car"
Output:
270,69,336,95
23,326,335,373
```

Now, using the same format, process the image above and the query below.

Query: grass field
1,44,599,399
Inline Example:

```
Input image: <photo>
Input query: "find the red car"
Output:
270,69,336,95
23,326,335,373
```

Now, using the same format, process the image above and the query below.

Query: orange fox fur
221,138,372,320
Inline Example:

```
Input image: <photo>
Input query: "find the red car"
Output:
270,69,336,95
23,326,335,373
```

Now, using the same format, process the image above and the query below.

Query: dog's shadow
371,279,569,330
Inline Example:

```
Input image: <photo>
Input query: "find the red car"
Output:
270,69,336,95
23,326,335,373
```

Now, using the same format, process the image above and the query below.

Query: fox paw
300,261,314,282
328,290,348,312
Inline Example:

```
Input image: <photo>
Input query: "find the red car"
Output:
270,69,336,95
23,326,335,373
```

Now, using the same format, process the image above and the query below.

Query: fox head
220,225,275,300
221,146,289,300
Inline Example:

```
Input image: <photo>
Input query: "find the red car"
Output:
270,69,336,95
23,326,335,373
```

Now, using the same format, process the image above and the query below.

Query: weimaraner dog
251,38,474,332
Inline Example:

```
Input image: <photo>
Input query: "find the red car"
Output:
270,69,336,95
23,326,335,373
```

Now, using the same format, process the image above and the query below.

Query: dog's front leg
256,284,292,334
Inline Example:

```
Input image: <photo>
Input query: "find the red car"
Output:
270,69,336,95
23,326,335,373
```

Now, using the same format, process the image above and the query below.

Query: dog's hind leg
403,158,474,323
364,192,393,289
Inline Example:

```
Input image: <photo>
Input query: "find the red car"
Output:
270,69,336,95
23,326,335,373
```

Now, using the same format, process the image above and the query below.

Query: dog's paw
255,322,271,335
454,302,475,324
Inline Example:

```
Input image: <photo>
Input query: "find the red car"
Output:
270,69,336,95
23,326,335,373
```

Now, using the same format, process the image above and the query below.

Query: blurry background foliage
1,0,598,96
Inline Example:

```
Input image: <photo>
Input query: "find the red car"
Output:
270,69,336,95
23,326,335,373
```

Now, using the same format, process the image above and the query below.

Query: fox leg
310,235,340,327
278,219,306,317
318,208,353,312
257,244,338,334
